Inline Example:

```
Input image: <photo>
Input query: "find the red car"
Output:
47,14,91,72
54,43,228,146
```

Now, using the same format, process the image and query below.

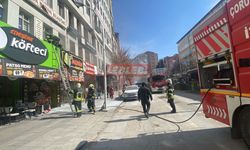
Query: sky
112,0,220,59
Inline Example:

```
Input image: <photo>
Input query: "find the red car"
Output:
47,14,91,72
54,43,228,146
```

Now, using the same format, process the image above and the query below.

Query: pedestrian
166,81,176,113
109,86,114,99
72,83,84,117
87,84,96,114
138,82,153,118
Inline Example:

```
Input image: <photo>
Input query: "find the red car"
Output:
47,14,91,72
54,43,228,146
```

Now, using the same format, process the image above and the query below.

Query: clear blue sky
113,0,220,59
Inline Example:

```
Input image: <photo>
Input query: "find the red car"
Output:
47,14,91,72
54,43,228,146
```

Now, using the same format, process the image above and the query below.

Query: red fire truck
149,68,167,93
193,0,250,147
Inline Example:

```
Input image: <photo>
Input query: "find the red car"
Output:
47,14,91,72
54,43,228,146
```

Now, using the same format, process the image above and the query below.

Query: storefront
0,21,60,113
61,50,85,101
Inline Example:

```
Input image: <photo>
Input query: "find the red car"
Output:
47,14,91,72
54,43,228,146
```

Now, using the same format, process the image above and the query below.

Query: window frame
19,13,31,33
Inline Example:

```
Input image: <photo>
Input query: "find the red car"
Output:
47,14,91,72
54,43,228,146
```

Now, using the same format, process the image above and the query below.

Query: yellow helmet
89,84,94,88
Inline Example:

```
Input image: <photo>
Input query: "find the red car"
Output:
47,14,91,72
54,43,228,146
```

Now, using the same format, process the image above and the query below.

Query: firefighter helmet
89,84,94,88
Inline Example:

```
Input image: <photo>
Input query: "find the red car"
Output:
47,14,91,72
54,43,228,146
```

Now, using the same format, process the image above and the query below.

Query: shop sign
4,60,36,78
38,67,60,80
68,68,84,82
0,23,49,64
0,21,59,70
85,61,96,75
30,0,66,27
62,51,84,81
62,51,84,71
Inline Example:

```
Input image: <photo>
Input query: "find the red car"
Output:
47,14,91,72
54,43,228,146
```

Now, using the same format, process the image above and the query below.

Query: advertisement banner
107,64,149,76
62,51,84,81
38,67,60,80
3,59,36,78
85,61,96,75
0,21,59,69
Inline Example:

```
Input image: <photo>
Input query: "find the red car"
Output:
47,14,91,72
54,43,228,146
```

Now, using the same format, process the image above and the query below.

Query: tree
110,48,133,91
111,48,131,64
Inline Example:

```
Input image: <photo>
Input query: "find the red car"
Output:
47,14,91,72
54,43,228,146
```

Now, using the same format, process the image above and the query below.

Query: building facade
163,54,180,78
144,51,158,73
0,0,119,109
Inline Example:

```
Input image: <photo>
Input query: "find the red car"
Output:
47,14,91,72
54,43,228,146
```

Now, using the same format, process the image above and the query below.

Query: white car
122,85,139,101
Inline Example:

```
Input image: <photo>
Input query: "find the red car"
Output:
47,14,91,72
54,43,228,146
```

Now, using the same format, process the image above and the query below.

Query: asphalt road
84,92,248,150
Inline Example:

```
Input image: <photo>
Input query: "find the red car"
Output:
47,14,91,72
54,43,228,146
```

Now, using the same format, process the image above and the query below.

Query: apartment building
0,0,119,108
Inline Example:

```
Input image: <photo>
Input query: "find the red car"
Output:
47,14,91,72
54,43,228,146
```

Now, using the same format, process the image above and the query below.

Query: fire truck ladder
52,46,75,115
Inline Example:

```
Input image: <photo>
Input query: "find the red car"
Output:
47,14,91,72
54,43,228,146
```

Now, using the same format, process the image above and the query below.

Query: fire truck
149,68,167,93
193,0,250,147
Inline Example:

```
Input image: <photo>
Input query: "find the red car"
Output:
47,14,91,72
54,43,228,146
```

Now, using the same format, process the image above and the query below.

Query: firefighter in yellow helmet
166,80,176,113
87,84,96,114
73,83,84,117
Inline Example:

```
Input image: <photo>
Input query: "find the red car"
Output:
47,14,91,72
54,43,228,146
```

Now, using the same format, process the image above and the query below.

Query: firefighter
87,84,96,114
166,81,176,113
73,83,84,117
138,82,153,118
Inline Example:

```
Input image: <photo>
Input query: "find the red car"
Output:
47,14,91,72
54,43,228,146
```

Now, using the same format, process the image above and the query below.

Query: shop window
0,3,3,21
19,12,32,33
43,24,53,40
58,0,65,18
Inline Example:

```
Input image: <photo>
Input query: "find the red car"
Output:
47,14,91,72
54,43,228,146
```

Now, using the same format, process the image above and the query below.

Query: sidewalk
48,96,123,115
0,96,123,150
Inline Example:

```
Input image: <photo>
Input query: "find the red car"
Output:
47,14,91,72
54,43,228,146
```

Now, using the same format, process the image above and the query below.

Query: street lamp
75,1,108,111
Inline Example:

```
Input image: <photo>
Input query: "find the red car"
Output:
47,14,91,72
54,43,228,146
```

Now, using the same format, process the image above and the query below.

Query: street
0,91,248,150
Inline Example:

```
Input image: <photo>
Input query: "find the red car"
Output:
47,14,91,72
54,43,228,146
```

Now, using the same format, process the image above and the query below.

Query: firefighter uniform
87,84,96,113
73,83,84,117
166,83,176,113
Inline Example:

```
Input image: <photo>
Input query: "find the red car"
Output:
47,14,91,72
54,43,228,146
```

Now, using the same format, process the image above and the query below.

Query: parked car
122,85,139,101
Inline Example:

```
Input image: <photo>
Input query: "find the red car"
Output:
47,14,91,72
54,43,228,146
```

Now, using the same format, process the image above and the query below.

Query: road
0,91,248,150
84,92,248,150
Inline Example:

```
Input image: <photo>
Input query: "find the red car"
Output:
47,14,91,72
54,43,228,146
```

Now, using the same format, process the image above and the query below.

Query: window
68,11,74,27
70,40,75,54
59,33,66,50
239,58,250,67
19,13,31,33
0,3,3,20
86,1,91,16
77,20,82,36
46,0,53,8
43,24,53,40
87,31,92,45
78,45,83,58
58,1,65,18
